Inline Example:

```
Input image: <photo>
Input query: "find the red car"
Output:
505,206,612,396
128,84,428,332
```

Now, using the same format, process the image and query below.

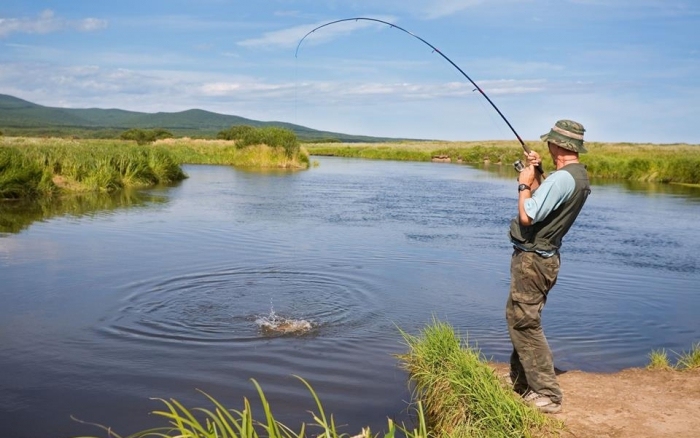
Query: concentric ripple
99,267,381,344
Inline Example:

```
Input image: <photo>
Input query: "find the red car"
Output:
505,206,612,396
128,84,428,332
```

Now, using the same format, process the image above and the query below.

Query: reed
0,146,53,198
0,137,186,197
72,376,429,438
157,138,310,169
397,319,561,438
1,136,309,199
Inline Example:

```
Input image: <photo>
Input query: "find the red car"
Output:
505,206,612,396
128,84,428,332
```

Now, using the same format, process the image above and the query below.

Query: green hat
540,119,587,153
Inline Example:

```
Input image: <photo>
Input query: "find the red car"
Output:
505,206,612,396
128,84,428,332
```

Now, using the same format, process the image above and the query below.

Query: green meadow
306,140,700,186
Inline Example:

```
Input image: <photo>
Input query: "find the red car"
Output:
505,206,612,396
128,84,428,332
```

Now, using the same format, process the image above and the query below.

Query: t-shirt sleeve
523,171,576,223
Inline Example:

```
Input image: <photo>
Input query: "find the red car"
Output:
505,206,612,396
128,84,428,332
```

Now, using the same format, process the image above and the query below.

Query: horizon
1,2,699,144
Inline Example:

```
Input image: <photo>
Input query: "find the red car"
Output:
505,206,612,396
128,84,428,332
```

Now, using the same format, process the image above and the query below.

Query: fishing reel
513,160,525,173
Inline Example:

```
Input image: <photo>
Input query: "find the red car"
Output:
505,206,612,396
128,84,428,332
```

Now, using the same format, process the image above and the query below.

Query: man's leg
506,251,562,403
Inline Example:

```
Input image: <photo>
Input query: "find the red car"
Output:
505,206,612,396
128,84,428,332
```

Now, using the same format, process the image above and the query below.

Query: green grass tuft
675,342,700,370
646,349,672,370
397,318,562,438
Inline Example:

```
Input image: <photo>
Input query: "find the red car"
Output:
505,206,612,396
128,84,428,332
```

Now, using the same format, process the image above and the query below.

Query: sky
1,1,699,143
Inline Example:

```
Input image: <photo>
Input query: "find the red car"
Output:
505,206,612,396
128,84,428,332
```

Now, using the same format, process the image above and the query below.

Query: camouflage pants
506,248,562,403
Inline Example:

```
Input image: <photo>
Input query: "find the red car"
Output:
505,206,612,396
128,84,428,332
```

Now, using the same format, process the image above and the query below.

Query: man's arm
517,152,541,226
520,171,576,225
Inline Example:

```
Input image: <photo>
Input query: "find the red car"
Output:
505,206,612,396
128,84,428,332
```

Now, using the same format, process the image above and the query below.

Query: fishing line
295,17,544,174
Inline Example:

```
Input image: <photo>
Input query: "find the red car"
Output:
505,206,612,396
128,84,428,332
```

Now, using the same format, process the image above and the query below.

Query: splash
255,308,313,336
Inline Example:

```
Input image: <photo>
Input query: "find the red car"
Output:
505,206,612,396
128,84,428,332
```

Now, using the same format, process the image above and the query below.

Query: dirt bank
556,367,700,438
491,363,700,437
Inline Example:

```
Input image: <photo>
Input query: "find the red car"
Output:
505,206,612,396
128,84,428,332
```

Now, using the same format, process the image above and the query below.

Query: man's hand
518,163,536,187
525,151,541,167
518,151,542,190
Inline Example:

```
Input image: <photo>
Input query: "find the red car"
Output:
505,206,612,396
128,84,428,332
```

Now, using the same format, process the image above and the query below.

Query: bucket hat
540,119,587,153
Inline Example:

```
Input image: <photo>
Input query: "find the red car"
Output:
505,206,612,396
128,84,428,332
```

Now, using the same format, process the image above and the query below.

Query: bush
217,125,256,141
120,128,173,145
217,125,300,158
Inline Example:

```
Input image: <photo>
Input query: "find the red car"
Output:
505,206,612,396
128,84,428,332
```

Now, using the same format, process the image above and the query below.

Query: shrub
218,125,300,158
120,128,174,145
217,124,256,141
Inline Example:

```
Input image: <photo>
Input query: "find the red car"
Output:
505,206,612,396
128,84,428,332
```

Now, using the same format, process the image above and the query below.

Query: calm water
1,158,699,437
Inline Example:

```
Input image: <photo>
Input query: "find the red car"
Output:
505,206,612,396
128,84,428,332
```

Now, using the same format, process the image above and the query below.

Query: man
506,119,591,414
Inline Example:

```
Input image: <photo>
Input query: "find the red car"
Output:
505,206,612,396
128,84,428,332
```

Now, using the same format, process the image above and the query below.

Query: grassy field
156,137,310,169
0,136,310,199
306,140,700,185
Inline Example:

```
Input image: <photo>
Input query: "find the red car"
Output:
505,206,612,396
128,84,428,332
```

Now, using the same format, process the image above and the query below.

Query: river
1,157,699,437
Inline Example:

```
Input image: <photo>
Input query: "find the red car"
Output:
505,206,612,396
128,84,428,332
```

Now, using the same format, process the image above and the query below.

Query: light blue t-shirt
523,170,576,224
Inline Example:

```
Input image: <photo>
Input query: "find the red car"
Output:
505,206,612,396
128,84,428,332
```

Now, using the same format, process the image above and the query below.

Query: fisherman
506,120,591,414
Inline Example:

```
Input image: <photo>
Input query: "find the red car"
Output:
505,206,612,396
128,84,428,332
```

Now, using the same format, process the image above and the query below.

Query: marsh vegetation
306,140,700,185
0,127,309,199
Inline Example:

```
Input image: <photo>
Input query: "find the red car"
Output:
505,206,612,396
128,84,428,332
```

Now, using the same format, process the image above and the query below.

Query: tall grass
1,135,310,199
157,138,310,168
0,146,53,198
397,319,561,438
1,137,186,197
72,376,429,438
306,141,700,185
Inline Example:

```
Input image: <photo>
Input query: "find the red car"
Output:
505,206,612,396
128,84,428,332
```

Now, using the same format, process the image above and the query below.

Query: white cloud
238,16,396,50
0,9,107,38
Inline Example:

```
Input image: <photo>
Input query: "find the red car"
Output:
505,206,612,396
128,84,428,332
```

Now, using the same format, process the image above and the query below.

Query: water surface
1,158,699,437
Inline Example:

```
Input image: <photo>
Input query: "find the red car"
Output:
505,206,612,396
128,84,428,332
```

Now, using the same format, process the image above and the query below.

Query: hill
0,94,402,142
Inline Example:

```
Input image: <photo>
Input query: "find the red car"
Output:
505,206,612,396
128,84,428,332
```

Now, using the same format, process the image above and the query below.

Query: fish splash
255,309,314,336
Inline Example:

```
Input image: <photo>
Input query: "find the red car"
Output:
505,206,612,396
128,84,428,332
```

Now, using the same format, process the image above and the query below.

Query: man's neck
555,156,579,170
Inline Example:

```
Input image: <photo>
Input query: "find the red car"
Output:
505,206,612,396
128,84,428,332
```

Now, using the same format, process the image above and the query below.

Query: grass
0,136,311,199
68,321,699,438
71,320,562,438
158,138,310,169
1,137,187,197
647,342,700,370
72,376,429,438
397,319,562,438
305,140,700,186
646,349,672,370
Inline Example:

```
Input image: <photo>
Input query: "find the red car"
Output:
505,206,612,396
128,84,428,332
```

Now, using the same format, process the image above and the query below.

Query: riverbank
0,136,310,199
305,140,700,186
489,363,700,438
73,322,700,438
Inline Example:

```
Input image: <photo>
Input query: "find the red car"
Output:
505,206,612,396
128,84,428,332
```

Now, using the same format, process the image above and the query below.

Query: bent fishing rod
295,17,545,177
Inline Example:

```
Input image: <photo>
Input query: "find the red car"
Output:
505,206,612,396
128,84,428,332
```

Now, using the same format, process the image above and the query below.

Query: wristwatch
518,184,531,192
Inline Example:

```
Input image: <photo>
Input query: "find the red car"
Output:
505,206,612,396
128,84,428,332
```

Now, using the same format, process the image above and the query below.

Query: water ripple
98,267,382,345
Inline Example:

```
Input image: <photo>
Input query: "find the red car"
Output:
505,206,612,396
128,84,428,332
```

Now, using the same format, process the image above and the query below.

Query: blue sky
1,1,698,143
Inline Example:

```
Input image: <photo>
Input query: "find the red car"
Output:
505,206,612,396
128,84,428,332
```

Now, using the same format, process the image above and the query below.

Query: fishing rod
295,17,545,176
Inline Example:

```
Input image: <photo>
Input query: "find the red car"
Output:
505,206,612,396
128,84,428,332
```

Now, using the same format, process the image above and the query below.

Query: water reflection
592,178,700,200
0,189,171,234
473,162,700,200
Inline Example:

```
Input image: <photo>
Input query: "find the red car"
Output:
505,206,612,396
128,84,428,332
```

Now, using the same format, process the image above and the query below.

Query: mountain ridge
0,94,404,142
